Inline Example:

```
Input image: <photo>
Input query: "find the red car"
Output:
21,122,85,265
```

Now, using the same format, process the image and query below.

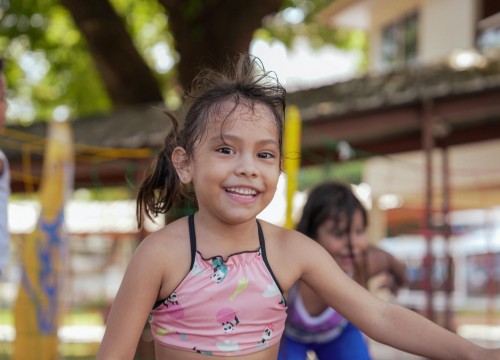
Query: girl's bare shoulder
134,216,194,297
258,219,316,252
257,220,321,291
140,216,189,243
134,217,192,265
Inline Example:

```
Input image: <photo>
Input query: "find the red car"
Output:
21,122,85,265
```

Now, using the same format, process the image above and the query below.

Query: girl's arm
366,245,408,294
293,234,499,360
96,233,167,359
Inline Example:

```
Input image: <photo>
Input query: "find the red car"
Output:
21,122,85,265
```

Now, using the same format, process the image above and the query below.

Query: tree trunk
159,0,283,89
61,0,283,102
60,0,164,108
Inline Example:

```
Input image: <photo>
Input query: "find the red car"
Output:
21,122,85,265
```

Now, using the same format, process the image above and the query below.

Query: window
477,25,500,52
477,0,500,53
381,12,419,71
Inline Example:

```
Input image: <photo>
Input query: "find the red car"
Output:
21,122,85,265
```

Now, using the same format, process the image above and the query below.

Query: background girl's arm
96,233,167,359
366,245,408,294
292,233,499,360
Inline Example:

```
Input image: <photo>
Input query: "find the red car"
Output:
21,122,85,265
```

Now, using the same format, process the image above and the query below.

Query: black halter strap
257,219,284,297
188,215,264,264
256,220,265,254
188,215,197,270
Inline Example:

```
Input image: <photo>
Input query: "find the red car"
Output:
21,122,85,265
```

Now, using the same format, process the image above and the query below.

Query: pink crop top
149,215,287,356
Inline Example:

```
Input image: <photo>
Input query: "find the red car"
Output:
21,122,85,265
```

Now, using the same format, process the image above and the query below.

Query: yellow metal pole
13,121,74,360
283,105,302,229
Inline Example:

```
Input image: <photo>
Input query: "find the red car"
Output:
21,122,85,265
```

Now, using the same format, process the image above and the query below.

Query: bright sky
250,37,361,91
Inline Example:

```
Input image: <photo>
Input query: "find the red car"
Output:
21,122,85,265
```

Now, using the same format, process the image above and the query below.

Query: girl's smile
225,186,259,203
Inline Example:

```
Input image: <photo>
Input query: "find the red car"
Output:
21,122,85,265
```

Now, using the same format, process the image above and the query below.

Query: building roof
288,53,500,164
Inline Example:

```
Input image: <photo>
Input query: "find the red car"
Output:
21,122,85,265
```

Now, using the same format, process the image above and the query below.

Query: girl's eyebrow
209,133,278,147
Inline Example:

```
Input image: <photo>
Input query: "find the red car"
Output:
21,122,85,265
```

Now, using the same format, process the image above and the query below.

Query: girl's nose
235,154,258,177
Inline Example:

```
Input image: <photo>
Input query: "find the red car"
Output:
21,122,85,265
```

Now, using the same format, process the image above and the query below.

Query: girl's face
315,209,368,275
185,101,281,225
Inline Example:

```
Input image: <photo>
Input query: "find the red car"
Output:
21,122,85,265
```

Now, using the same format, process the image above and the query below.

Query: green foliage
1,0,111,124
298,160,364,191
258,0,366,52
0,0,366,125
109,0,179,104
0,0,181,124
110,0,176,65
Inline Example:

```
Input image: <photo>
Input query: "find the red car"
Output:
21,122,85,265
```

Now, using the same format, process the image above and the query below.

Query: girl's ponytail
136,111,183,229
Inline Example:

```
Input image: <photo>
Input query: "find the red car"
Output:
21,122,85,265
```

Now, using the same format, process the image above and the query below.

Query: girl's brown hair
136,54,286,228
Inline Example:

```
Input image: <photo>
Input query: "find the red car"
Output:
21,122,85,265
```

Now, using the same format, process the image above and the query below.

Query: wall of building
420,0,477,63
368,0,477,70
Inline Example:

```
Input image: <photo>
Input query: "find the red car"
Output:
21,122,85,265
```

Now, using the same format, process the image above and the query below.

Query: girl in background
279,181,408,359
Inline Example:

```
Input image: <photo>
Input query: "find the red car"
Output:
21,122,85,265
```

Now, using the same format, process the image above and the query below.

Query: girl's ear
172,147,192,184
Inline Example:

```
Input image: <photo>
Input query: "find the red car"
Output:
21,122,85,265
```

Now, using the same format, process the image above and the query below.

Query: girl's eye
217,147,235,155
257,152,275,159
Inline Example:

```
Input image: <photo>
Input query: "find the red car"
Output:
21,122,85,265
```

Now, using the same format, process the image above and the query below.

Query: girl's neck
192,213,260,258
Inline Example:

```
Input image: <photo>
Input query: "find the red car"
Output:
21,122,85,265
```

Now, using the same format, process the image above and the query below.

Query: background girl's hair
296,181,367,238
296,181,368,285
136,53,286,228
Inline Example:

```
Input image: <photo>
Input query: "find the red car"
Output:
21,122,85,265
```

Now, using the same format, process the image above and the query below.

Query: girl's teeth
227,187,256,196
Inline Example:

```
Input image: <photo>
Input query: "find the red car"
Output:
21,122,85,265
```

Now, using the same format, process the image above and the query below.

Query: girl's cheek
330,241,346,256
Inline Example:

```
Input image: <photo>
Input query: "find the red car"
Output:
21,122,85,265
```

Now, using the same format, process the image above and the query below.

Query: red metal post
422,100,435,322
442,145,455,331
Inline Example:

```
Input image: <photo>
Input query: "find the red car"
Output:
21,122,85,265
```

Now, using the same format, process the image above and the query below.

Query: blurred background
0,0,499,359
